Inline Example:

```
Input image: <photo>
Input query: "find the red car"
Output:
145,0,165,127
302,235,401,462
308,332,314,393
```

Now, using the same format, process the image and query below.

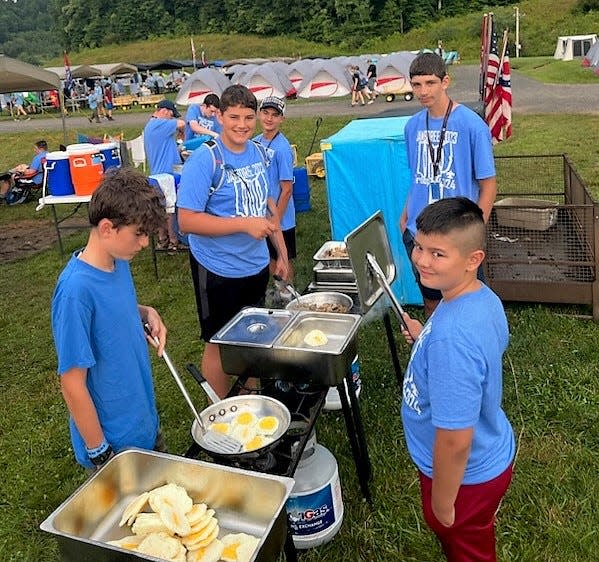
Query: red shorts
418,464,513,562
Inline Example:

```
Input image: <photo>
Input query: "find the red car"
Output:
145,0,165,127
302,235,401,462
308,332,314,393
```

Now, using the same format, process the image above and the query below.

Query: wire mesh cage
486,155,599,319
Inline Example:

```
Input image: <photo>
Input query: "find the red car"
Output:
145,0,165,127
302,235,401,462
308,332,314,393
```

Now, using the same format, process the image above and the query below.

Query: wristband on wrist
86,438,110,458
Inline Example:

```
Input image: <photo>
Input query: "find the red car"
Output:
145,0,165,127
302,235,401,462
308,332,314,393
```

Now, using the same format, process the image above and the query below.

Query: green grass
1,114,599,561
510,57,599,84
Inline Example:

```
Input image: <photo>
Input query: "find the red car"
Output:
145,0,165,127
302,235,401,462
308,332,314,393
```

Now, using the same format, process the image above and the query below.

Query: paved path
1,65,597,134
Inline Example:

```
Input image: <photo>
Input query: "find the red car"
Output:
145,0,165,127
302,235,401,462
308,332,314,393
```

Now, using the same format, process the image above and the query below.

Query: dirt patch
1,219,67,263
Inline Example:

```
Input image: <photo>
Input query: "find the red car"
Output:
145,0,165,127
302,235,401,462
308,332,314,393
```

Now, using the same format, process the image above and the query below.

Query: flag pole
494,29,510,89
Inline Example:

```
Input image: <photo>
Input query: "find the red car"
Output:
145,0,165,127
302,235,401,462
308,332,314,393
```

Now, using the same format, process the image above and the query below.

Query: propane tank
286,433,344,549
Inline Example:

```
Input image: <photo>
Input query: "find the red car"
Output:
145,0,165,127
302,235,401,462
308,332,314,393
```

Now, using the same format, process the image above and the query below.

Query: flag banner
64,52,74,94
484,23,513,143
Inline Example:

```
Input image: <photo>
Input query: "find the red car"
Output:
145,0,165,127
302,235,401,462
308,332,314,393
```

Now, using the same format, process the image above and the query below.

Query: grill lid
345,211,396,314
211,307,294,347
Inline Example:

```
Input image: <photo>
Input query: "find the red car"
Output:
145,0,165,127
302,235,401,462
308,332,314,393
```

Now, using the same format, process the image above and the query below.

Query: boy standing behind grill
400,52,497,318
254,96,297,298
178,85,288,398
400,197,515,562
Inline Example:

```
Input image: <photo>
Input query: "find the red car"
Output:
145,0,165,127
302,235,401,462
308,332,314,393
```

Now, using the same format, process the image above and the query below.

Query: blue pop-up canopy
321,116,422,305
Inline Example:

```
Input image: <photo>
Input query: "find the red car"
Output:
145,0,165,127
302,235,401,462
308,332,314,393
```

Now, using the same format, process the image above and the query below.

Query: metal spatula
143,324,243,454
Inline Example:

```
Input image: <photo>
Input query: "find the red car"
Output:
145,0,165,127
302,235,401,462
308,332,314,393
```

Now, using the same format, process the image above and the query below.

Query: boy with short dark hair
254,96,297,294
178,85,288,398
184,93,222,142
51,167,169,470
400,52,497,318
401,197,515,562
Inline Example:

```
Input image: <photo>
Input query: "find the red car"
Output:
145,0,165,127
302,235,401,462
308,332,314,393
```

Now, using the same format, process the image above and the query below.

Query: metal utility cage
485,154,599,320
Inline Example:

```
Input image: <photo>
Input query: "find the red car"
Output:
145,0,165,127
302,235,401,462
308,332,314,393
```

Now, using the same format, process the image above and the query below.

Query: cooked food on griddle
324,245,348,258
303,329,329,347
295,302,350,313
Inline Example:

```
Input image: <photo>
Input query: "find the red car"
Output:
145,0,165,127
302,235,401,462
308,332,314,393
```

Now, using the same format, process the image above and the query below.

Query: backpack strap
204,139,270,197
204,139,226,195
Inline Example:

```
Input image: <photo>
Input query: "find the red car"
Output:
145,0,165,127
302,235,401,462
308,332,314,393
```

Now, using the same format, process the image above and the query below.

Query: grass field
1,114,599,561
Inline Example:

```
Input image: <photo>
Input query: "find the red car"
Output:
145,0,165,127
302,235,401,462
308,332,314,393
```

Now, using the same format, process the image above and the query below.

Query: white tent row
176,53,415,103
554,34,597,61
45,62,138,80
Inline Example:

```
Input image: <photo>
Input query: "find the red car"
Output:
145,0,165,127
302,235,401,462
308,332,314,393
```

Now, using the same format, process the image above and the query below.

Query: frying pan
186,364,291,460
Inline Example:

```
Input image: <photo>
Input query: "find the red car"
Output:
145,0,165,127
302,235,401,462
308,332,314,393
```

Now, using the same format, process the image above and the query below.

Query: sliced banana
119,491,150,527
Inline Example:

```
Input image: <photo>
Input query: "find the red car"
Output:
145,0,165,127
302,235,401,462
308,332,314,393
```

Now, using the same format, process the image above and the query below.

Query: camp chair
125,134,146,171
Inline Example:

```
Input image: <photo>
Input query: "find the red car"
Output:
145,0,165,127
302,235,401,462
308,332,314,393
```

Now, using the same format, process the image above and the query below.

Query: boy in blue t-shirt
400,53,497,318
51,168,168,470
400,197,515,562
254,96,296,294
184,93,222,142
177,85,289,398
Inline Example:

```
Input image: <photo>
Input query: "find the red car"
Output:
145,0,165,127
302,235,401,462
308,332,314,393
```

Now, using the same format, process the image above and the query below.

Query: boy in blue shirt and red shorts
401,197,515,562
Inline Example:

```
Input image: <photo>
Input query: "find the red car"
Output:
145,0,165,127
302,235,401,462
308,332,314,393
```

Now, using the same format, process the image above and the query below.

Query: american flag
484,23,513,143
64,51,74,95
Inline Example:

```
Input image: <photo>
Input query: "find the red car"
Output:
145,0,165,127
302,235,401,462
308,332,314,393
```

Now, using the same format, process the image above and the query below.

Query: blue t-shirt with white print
177,139,271,277
401,284,515,484
254,132,295,231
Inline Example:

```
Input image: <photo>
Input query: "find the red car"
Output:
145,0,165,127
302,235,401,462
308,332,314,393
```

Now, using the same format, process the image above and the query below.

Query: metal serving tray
313,261,356,284
40,449,294,562
211,307,294,348
313,241,351,268
270,311,361,385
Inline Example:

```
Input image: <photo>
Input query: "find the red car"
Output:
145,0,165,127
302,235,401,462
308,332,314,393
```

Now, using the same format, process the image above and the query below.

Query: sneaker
88,117,93,123
367,99,374,104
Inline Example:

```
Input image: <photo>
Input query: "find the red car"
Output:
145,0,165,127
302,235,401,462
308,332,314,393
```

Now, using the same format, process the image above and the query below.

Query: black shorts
402,228,486,302
267,227,297,260
189,253,269,342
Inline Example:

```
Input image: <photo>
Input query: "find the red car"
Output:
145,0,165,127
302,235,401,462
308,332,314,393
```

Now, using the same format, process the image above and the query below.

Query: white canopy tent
553,34,597,61
1,54,67,140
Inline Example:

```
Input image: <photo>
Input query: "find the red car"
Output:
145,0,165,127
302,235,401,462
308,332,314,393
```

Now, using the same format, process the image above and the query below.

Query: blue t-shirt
184,105,222,141
177,139,271,277
401,284,515,484
144,117,181,175
30,150,47,185
404,104,496,235
254,132,296,231
51,255,159,468
87,93,97,110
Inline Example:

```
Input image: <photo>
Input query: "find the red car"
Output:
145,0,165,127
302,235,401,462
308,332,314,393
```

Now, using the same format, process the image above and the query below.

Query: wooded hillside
0,0,596,64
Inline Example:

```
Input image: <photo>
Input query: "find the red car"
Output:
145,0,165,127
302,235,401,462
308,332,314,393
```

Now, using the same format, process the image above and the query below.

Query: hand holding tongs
365,252,414,340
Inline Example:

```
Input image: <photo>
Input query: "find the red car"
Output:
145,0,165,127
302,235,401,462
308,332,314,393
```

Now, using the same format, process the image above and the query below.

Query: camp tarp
376,52,416,96
134,60,185,71
553,34,597,61
175,68,231,105
322,117,421,305
45,64,102,80
582,41,599,68
236,65,296,100
91,63,138,77
1,55,61,92
295,60,353,98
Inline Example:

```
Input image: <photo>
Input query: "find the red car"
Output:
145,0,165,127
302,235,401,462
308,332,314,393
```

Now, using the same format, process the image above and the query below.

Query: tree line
0,0,591,64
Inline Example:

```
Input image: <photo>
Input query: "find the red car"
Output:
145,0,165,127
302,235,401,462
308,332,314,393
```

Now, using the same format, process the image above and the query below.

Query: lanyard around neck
425,99,453,179
265,131,279,150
